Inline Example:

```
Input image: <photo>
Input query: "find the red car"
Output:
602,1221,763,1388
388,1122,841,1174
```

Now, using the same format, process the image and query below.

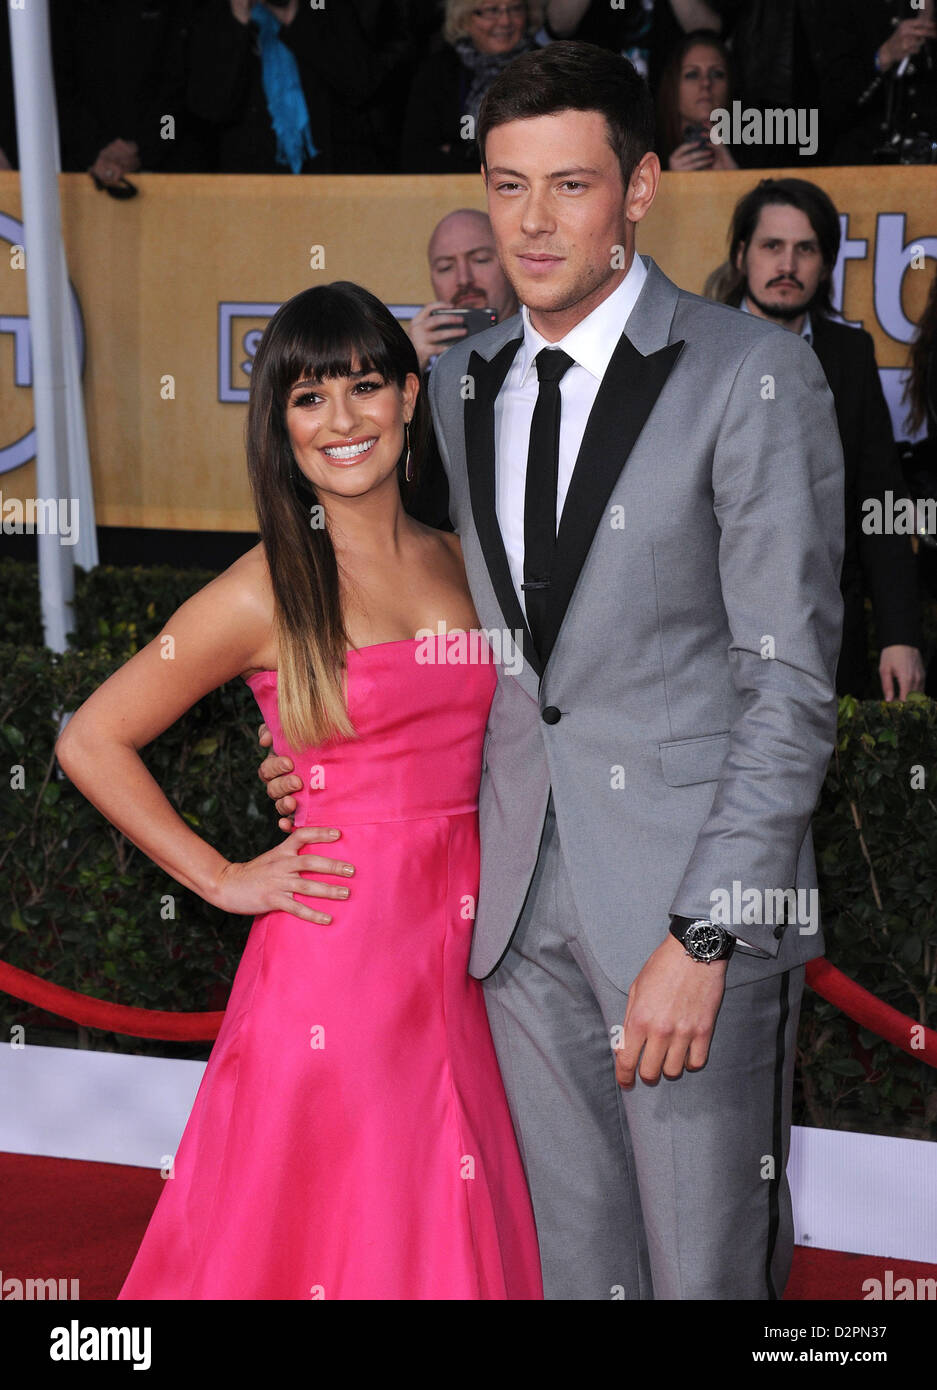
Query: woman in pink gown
56,282,542,1300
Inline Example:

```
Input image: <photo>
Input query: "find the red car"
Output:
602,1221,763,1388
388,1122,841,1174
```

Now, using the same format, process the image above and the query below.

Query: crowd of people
0,0,935,177
0,1,934,691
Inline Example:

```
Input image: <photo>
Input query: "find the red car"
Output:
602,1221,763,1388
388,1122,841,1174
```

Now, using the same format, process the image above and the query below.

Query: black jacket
399,37,481,174
809,313,921,694
51,0,205,172
712,0,832,162
188,0,415,173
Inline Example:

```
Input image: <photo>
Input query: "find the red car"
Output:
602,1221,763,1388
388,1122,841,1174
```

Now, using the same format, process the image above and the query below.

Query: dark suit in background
809,314,921,696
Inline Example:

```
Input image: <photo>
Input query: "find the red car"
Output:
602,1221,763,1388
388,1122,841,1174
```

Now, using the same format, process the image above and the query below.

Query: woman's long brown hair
246,280,428,750
904,269,937,435
655,29,734,166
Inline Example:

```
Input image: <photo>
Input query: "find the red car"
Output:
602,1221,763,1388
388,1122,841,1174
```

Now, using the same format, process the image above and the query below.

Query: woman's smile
319,435,379,465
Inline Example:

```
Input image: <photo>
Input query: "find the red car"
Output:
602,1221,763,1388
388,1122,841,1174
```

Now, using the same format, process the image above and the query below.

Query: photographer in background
405,207,519,530
407,207,518,372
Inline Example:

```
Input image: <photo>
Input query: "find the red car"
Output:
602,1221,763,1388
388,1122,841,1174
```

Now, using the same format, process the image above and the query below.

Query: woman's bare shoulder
206,542,274,614
165,543,276,677
423,525,463,563
440,529,463,558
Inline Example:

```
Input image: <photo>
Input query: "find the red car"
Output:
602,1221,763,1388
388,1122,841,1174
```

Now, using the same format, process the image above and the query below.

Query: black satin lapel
463,338,543,676
539,334,686,668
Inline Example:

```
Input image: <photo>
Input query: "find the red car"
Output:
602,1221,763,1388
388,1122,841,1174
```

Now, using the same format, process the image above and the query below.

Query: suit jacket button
541,706,561,724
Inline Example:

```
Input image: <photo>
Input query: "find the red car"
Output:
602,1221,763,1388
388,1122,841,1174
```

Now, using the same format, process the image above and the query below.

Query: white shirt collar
517,252,649,384
741,296,812,344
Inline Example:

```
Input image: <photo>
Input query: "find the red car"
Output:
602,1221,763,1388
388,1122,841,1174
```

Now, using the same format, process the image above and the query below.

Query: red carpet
1,1150,934,1301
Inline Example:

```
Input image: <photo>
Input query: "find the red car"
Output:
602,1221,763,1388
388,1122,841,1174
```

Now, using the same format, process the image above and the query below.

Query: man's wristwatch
669,915,735,963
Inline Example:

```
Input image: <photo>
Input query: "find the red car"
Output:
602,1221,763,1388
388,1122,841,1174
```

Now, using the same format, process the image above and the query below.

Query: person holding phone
407,207,517,372
656,29,739,169
404,208,520,530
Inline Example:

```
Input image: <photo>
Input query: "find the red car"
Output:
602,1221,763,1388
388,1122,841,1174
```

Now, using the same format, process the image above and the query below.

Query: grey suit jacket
427,257,845,991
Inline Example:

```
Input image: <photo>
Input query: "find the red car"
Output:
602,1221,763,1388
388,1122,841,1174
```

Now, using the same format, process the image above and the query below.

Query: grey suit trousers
482,796,804,1301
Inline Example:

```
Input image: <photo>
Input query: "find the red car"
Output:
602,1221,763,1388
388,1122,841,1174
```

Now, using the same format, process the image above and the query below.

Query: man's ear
734,242,746,273
626,151,660,224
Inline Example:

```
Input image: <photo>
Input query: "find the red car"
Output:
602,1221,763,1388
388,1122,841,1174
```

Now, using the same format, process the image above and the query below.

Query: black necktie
522,347,575,656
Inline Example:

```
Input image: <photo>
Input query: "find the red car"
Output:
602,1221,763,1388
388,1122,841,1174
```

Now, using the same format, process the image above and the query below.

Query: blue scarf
250,4,319,174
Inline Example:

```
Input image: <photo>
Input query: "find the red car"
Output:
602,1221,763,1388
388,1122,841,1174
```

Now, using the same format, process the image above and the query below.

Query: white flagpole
8,0,97,655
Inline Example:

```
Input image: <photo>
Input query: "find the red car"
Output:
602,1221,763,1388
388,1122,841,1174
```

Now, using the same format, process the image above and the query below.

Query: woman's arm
668,0,721,33
54,551,351,923
543,0,590,38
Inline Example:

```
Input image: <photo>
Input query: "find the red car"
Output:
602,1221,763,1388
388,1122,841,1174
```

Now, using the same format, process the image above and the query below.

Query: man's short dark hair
477,40,655,193
726,178,842,316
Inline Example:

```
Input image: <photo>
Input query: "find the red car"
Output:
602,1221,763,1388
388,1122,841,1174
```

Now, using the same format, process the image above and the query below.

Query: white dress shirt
494,253,648,621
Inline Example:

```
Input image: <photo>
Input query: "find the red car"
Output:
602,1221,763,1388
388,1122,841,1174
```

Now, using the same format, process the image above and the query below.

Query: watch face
684,920,727,961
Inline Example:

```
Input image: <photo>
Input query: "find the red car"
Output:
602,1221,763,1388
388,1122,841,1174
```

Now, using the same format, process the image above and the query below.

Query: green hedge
0,559,935,1135
799,692,937,1138
0,560,277,1062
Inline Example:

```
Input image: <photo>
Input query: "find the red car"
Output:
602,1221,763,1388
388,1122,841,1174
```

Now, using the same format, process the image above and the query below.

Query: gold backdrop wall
0,168,934,532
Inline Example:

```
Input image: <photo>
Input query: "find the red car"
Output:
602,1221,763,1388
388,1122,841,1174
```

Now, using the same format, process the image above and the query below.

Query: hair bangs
266,282,408,412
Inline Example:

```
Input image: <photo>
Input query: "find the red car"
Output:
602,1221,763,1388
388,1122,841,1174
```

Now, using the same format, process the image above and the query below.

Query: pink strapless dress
118,636,543,1300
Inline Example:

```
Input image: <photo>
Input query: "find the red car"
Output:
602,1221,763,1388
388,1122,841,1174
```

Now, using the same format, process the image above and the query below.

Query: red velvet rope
1,956,935,1062
805,958,937,1067
0,960,224,1040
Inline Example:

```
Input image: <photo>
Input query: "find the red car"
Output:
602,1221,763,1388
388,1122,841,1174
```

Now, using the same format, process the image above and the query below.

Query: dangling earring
404,421,413,483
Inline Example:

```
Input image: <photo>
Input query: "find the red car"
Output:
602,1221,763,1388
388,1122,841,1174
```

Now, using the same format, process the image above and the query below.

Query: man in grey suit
261,42,844,1299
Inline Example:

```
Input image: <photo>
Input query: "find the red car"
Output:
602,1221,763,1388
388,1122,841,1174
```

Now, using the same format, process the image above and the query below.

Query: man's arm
617,328,844,1087
671,327,844,947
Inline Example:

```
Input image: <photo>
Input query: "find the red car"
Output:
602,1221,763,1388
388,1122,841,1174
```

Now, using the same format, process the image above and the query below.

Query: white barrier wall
1,1043,934,1264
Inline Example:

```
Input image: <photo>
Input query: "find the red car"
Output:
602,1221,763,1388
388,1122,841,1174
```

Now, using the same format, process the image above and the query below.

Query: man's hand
258,722,303,831
407,302,468,372
879,644,926,701
614,934,727,1086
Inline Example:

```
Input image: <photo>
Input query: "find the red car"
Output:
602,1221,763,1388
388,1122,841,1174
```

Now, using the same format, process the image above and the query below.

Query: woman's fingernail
338,887,350,898
341,864,354,875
